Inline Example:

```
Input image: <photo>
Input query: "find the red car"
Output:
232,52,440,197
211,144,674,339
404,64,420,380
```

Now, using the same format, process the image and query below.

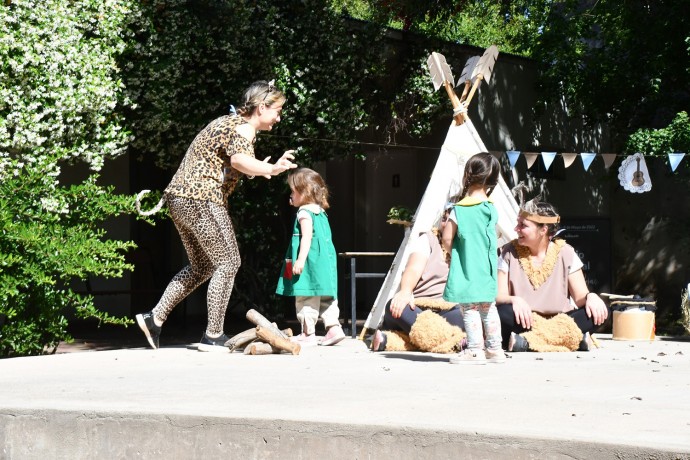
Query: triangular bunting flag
668,153,685,172
489,150,503,161
562,153,578,168
524,152,539,169
580,152,596,171
601,153,617,169
541,152,557,171
506,150,521,168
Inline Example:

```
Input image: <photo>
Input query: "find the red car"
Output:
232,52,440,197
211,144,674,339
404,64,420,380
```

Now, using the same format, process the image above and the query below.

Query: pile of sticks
224,309,300,355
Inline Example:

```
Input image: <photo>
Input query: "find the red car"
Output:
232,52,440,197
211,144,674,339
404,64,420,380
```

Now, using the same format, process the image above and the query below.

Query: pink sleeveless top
414,231,449,299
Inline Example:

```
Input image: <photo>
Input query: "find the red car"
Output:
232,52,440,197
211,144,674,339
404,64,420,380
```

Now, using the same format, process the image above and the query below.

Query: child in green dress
276,168,345,346
442,152,504,364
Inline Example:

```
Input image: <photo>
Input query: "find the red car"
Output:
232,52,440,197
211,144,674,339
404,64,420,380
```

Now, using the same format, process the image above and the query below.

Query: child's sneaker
289,333,302,343
290,333,319,345
578,332,594,351
371,330,387,352
452,337,468,353
449,349,487,365
320,325,346,346
135,311,161,349
508,332,530,352
485,348,506,363
198,332,231,352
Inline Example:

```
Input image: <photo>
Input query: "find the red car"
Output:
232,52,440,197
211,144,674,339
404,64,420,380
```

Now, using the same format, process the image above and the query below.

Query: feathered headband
518,209,560,224
512,182,561,224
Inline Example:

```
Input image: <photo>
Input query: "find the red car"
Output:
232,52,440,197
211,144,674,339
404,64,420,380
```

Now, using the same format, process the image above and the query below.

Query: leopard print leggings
152,195,241,336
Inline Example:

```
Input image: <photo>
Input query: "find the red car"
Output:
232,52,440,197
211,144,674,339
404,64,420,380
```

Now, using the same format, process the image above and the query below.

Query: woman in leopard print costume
136,80,297,352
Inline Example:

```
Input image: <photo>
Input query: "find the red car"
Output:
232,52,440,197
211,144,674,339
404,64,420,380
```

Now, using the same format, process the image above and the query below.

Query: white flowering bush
0,0,139,357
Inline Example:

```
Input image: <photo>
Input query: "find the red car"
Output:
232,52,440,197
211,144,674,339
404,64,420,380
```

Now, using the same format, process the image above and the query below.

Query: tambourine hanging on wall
618,153,652,193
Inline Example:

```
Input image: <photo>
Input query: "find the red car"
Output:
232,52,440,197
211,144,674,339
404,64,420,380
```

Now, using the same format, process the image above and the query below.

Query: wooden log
225,328,257,351
256,326,300,355
246,309,289,339
243,342,255,355
244,342,277,355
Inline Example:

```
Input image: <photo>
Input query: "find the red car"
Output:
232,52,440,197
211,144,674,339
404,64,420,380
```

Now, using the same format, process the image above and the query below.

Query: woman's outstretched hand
264,150,297,178
231,150,298,178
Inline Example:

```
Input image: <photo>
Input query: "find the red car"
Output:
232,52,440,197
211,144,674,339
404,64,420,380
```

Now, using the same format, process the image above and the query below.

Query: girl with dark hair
442,152,504,364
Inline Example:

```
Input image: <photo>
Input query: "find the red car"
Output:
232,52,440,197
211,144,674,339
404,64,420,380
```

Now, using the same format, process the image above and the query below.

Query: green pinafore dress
276,207,338,298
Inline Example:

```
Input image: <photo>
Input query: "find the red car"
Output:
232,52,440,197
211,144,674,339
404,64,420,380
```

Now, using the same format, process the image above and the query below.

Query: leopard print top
165,115,254,205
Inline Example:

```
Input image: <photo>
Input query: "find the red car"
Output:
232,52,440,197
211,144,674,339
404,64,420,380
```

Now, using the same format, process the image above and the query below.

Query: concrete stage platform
1,334,689,459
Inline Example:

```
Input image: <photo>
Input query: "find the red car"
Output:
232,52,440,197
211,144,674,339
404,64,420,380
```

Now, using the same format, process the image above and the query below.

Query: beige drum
612,308,655,341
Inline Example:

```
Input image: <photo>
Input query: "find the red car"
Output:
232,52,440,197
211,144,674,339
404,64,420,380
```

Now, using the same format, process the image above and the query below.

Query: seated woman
497,199,609,352
371,206,465,353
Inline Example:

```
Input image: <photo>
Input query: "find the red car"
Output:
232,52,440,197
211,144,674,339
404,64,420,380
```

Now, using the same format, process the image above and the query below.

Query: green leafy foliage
387,205,414,223
0,0,138,357
0,161,136,357
625,112,690,156
332,0,548,56
329,0,551,140
534,0,690,147
123,0,386,169
122,0,256,169
339,0,689,151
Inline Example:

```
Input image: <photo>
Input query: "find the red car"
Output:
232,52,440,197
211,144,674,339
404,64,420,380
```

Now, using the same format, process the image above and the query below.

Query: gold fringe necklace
513,239,565,289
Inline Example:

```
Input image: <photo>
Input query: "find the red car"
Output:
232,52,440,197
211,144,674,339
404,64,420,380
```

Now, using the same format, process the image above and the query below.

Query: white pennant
580,152,597,171
541,152,557,171
668,153,685,172
506,150,521,168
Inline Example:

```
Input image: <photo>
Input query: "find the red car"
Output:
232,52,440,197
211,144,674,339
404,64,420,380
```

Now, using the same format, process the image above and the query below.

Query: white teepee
361,48,519,335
